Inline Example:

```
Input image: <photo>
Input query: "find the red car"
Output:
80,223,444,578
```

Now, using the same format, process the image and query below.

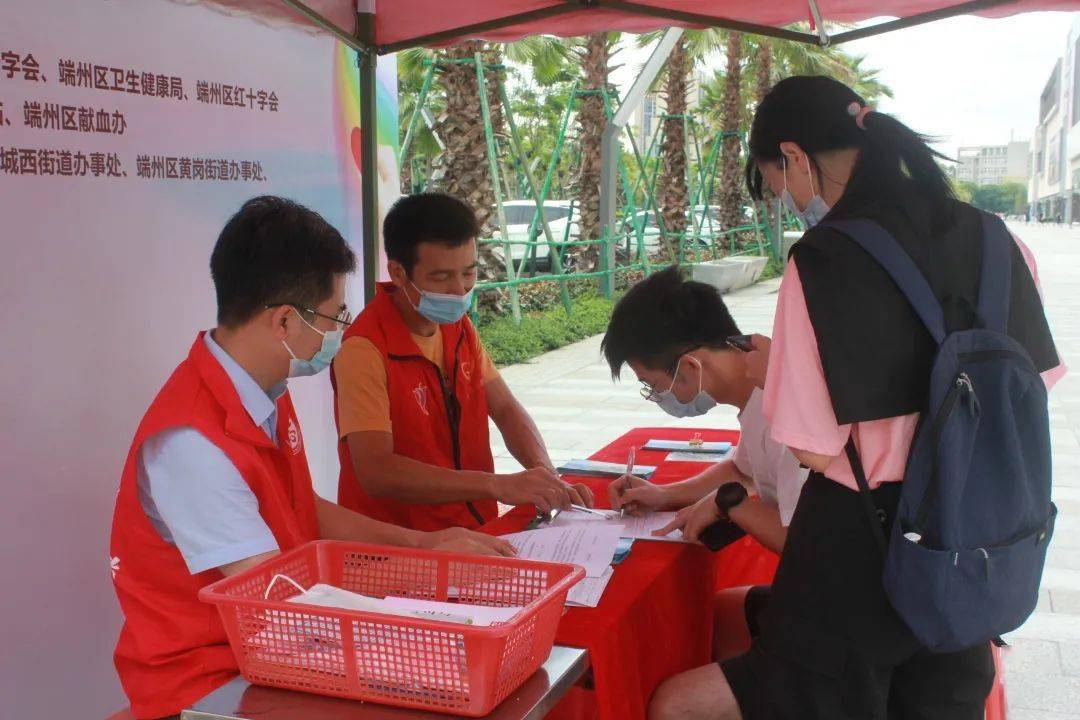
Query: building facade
959,140,1023,185
631,71,707,150
956,142,1030,186
1029,16,1080,222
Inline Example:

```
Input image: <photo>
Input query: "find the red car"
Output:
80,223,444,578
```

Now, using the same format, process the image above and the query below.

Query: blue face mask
653,356,718,419
282,309,342,378
409,282,474,325
781,156,832,228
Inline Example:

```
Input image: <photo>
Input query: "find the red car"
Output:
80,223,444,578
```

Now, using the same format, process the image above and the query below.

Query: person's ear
778,141,802,165
269,305,294,342
387,260,408,287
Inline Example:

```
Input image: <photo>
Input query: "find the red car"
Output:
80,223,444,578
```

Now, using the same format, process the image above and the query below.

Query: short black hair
210,195,356,326
602,267,740,379
383,192,480,274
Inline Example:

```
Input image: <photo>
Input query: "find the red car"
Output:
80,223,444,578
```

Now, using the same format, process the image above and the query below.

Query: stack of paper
556,459,657,479
284,583,524,626
566,568,614,607
643,439,732,453
500,523,624,577
550,507,689,543
381,597,524,626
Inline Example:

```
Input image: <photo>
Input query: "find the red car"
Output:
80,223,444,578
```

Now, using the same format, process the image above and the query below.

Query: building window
1074,36,1080,126
1042,60,1061,122
642,95,656,143
1049,134,1061,184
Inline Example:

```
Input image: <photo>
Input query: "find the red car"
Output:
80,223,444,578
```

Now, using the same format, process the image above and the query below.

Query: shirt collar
204,331,285,433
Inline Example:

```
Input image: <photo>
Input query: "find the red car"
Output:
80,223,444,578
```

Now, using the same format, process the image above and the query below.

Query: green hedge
478,295,617,367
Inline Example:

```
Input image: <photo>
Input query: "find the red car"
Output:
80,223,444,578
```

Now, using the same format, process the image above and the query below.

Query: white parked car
488,200,579,270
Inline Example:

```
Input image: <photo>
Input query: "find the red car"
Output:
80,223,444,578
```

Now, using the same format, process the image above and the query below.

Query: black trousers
720,473,994,720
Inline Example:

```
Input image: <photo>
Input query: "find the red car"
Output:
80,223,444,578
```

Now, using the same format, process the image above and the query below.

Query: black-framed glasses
266,303,352,326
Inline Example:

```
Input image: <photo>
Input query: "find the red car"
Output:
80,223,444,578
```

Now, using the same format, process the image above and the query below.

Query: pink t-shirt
763,234,1066,491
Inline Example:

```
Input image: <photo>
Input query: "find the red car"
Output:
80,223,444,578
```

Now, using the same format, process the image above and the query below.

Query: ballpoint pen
620,445,636,518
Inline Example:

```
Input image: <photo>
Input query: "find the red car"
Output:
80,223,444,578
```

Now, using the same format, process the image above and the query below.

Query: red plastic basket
199,540,585,717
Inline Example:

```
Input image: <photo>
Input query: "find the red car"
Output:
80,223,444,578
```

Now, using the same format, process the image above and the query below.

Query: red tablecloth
482,427,781,720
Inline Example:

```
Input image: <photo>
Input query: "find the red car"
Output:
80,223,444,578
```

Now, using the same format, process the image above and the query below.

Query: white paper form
381,597,525,626
556,459,657,478
643,439,732,453
500,524,624,577
549,508,689,543
665,451,730,463
565,567,615,608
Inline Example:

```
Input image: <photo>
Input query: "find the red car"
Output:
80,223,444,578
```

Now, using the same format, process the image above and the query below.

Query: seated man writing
110,196,512,720
600,267,807,659
333,193,592,532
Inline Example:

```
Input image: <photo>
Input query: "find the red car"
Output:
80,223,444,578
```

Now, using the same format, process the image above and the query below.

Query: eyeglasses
639,380,663,403
266,303,352,326
638,356,687,403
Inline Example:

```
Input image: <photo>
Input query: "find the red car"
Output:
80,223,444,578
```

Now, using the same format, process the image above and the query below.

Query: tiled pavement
492,221,1080,717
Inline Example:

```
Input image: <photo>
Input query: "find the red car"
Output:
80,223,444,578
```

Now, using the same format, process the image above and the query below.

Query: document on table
643,439,732,453
666,451,730,463
556,459,657,479
550,508,689,543
500,523,624,577
566,567,615,608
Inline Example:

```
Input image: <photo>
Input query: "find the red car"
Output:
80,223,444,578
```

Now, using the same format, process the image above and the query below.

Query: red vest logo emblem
413,383,430,415
286,417,302,455
460,361,473,381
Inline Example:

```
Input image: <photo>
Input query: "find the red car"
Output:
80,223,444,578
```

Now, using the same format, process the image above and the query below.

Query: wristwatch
714,482,749,522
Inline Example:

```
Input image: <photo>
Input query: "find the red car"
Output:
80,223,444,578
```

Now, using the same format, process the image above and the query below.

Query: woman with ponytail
648,76,1063,720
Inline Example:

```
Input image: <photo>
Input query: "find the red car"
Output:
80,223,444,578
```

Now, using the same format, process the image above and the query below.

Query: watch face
717,482,748,508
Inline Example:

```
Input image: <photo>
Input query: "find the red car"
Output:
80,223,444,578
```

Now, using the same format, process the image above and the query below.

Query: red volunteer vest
333,283,497,531
110,333,320,719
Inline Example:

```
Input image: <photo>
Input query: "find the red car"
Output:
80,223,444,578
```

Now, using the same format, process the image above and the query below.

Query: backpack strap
846,438,888,554
976,213,1013,334
819,219,947,346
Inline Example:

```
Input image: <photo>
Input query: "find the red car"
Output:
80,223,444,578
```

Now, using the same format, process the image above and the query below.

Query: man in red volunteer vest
333,193,593,531
110,196,514,719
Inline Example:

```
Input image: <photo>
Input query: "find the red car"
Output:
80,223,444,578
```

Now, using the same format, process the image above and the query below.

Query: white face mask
781,155,832,228
654,356,718,418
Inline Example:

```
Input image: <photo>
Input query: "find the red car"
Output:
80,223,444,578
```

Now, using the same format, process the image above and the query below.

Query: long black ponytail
745,75,955,230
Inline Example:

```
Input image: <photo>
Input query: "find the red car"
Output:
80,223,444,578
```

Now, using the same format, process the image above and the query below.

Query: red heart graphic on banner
350,126,362,173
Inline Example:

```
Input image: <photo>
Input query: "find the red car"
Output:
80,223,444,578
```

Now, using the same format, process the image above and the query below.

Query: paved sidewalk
493,222,1080,717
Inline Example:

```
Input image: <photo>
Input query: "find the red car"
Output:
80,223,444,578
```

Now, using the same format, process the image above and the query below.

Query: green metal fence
398,54,784,324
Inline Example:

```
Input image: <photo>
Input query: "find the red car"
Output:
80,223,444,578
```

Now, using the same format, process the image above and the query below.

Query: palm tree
754,39,773,104
638,29,726,262
573,32,614,272
433,40,510,289
841,52,893,104
511,34,621,273
717,32,745,231
656,36,690,259
398,47,443,194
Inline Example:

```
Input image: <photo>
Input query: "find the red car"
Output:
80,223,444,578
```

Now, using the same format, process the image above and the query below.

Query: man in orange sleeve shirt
332,193,593,531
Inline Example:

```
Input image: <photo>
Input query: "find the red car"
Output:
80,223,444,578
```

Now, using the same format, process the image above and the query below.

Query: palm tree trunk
658,37,689,263
719,32,745,232
436,41,503,285
755,40,773,104
573,32,610,273
753,40,775,235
